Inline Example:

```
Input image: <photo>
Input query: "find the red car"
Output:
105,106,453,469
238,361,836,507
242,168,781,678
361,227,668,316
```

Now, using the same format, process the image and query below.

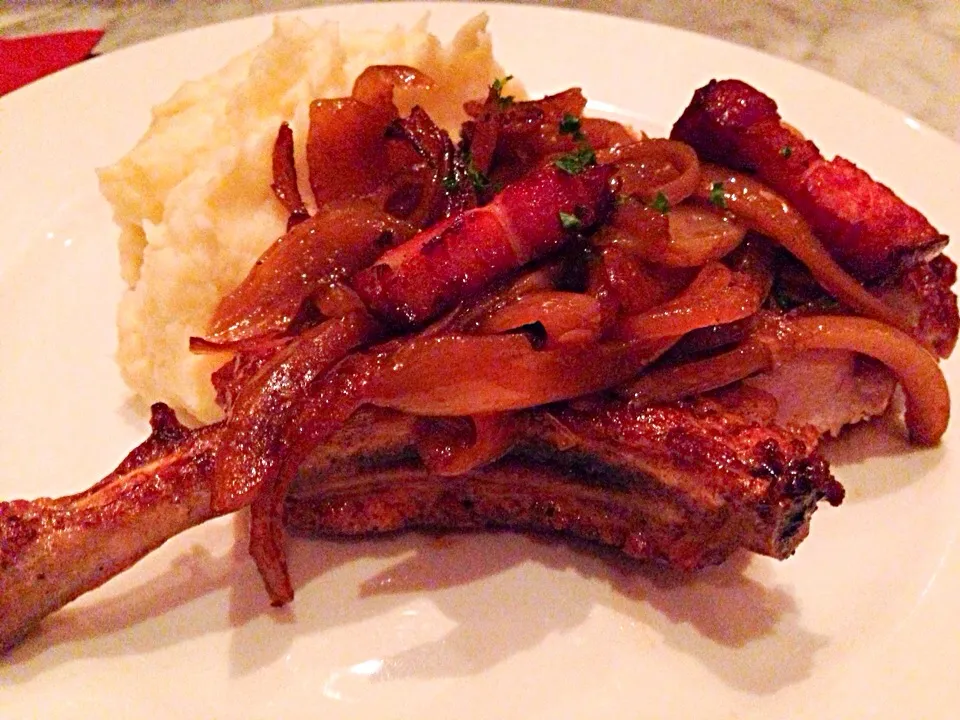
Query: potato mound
99,14,504,421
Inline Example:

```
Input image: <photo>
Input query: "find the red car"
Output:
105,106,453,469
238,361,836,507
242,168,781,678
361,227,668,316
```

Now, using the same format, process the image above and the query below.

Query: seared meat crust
288,397,840,570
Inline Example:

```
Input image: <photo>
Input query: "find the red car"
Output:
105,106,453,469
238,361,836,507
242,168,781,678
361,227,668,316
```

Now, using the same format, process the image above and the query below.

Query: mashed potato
99,14,506,422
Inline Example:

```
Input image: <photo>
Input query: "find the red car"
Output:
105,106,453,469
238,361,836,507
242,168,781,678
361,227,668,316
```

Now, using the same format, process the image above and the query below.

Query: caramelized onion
609,199,746,267
351,65,433,108
464,88,589,183
368,334,671,416
428,262,564,337
313,282,367,319
616,262,763,341
478,290,607,347
590,243,693,315
211,313,380,512
606,200,670,261
270,122,309,230
698,165,909,332
384,106,474,227
622,340,773,405
245,335,405,604
579,117,638,151
415,413,516,475
663,205,747,266
307,66,432,204
605,139,701,206
307,97,394,203
624,313,950,444
202,201,414,345
209,335,294,411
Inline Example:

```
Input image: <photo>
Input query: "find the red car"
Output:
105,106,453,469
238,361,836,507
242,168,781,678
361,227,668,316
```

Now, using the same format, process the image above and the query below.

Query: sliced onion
625,311,948,444
307,97,395,204
663,205,748,266
428,262,564,337
589,242,693,315
350,65,433,108
478,290,608,347
305,67,433,205
606,200,671,260
605,139,701,206
211,313,380,512
202,201,414,345
609,199,746,268
616,262,763,341
270,122,309,230
383,106,473,228
368,333,672,416
464,88,589,183
415,413,517,476
622,340,773,405
579,117,639,152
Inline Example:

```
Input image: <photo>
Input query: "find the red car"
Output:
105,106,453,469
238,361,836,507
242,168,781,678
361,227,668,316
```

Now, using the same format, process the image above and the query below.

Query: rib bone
0,406,220,651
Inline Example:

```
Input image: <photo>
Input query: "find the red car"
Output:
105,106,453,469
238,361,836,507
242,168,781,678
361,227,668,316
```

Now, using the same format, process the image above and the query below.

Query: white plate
1,3,958,718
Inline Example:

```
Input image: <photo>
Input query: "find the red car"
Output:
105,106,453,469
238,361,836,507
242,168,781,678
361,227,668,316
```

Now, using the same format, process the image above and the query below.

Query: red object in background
0,29,104,96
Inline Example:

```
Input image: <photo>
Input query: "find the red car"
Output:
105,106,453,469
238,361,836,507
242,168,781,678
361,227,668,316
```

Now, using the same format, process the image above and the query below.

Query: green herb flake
467,165,490,193
491,75,512,93
553,146,596,175
708,181,727,209
650,191,670,214
491,75,515,108
441,172,458,191
779,145,793,158
462,151,491,194
771,286,797,311
559,211,582,230
559,113,584,140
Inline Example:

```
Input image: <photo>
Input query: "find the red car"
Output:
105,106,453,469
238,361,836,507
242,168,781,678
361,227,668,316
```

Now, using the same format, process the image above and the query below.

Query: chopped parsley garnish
780,145,793,158
491,75,512,93
559,211,582,230
467,164,491,193
650,191,670,214
708,181,726,209
559,113,585,140
771,286,797,311
554,146,596,175
491,75,515,108
461,151,492,194
441,172,458,191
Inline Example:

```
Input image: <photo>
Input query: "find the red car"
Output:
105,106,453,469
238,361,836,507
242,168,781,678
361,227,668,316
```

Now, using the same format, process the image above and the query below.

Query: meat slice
670,79,947,281
288,397,841,570
744,352,897,436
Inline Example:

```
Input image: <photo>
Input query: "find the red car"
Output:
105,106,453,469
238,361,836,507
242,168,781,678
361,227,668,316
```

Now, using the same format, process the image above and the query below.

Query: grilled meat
289,397,840,567
0,392,840,651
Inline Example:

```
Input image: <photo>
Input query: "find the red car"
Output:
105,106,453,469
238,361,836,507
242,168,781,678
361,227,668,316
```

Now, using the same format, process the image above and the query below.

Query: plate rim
1,3,959,718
